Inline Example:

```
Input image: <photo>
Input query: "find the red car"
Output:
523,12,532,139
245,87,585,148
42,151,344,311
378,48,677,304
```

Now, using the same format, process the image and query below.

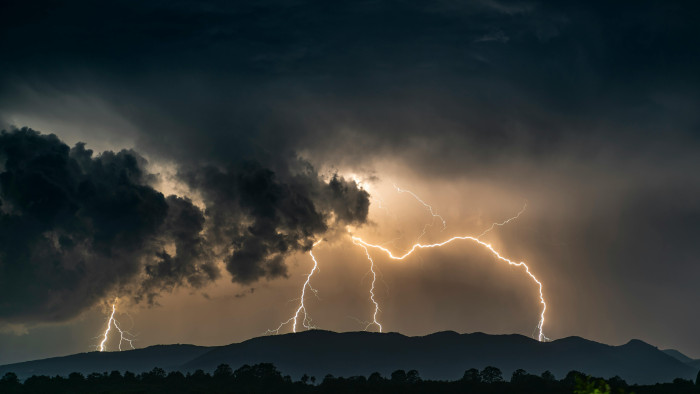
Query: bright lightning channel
350,186,447,332
264,179,545,341
98,298,135,352
267,240,323,334
353,239,383,332
351,235,549,342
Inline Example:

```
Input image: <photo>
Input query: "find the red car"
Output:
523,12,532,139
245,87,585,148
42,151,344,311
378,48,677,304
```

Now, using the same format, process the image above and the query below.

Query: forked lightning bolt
394,184,447,238
351,235,549,342
350,186,447,332
263,181,547,341
353,239,383,332
98,299,135,351
267,240,322,334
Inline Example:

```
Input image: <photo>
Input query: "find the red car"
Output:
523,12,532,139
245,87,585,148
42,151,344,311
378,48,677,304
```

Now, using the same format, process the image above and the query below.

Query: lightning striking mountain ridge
353,239,383,332
351,235,549,341
266,240,323,334
97,299,136,352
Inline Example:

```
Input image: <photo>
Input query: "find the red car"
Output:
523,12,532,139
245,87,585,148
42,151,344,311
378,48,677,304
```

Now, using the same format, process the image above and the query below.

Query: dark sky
1,0,699,364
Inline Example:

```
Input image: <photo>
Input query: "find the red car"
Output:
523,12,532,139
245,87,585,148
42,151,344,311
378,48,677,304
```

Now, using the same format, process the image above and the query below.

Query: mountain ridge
1,331,697,384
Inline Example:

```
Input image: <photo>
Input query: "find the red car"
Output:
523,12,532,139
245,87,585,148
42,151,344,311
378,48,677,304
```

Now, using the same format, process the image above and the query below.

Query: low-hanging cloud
0,128,216,323
181,162,369,284
0,128,369,325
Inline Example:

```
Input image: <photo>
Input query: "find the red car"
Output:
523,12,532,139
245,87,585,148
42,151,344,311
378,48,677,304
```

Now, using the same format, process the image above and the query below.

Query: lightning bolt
349,186,444,332
351,235,549,342
394,184,447,239
267,240,322,334
98,298,135,351
264,177,546,341
353,239,383,332
478,201,528,239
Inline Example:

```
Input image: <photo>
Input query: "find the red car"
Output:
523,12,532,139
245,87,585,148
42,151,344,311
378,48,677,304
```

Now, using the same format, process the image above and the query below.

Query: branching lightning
478,201,528,239
353,239,383,332
351,189,547,340
351,186,446,332
266,240,323,334
97,298,136,352
262,178,548,342
351,235,549,341
394,184,447,239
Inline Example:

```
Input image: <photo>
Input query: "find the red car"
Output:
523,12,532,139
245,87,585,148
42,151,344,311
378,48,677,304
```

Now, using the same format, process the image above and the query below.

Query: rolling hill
1,331,697,384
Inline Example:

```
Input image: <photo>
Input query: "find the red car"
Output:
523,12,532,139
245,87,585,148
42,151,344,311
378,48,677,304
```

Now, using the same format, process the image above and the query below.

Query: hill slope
663,349,696,364
1,331,696,384
663,348,700,372
0,344,209,378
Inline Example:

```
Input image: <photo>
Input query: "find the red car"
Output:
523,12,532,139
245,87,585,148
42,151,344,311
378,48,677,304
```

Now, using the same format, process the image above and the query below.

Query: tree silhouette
407,369,422,384
541,370,556,381
391,369,407,384
250,363,280,381
573,375,611,394
108,370,122,381
147,367,167,380
0,372,20,393
368,372,384,383
462,368,481,383
696,369,700,386
190,369,210,383
511,368,528,383
480,366,503,383
1,372,19,384
322,374,335,385
123,371,137,383
0,362,695,393
607,375,628,391
214,363,233,378
68,372,84,383
85,372,99,382
564,370,586,386
166,370,185,384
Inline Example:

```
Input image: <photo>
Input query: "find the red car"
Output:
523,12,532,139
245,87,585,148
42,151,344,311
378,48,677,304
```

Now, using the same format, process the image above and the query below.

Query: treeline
1,363,699,394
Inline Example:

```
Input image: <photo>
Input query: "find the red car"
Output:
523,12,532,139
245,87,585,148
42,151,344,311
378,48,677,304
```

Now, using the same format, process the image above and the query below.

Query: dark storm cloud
0,128,219,323
3,0,696,166
181,163,368,284
0,127,369,323
137,195,220,303
1,0,700,355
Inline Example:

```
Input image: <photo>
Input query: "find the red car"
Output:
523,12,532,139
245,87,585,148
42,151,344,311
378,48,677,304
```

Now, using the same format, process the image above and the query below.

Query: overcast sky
1,0,699,364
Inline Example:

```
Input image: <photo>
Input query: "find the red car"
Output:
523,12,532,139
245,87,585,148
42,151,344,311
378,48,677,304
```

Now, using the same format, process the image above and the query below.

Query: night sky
1,0,699,364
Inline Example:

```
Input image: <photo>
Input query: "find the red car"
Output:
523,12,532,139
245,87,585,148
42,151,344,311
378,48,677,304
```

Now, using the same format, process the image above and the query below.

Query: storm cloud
0,128,368,323
0,128,213,322
182,163,368,284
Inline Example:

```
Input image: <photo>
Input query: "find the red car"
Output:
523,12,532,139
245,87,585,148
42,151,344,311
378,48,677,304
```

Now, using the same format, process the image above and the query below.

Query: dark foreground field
2,362,699,394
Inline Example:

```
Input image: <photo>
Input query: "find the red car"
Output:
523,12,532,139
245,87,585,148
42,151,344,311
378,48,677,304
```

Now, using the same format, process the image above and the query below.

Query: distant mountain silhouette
663,348,700,370
1,331,697,384
0,344,209,378
663,349,696,364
